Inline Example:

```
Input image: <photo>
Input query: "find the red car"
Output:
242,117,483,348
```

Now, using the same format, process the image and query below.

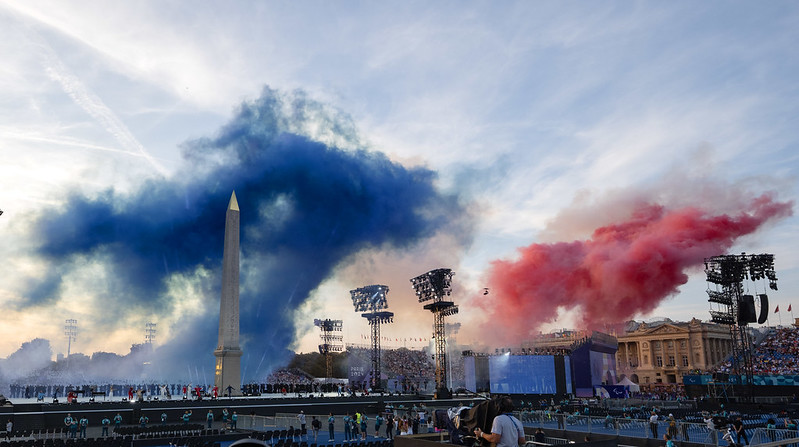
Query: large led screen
489,355,557,394
564,356,572,394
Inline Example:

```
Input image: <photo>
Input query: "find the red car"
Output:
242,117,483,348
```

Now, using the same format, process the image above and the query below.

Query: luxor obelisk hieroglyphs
214,191,242,395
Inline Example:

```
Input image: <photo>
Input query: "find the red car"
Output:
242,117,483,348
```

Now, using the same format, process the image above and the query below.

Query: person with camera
474,397,525,447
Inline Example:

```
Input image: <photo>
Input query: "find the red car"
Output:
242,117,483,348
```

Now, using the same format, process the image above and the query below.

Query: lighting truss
362,311,394,324
350,285,390,312
411,268,458,396
705,254,777,290
145,322,157,345
707,290,732,305
314,319,343,332
709,311,735,325
410,268,454,303
350,285,393,391
64,319,78,358
705,253,778,398
314,318,344,382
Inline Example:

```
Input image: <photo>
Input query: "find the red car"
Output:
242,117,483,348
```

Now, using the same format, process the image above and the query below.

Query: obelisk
214,191,243,396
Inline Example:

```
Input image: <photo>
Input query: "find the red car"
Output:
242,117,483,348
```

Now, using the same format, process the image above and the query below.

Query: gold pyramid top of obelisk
228,191,239,211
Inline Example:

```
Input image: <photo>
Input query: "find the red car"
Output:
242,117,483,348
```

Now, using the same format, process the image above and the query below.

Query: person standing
733,416,749,445
352,412,360,440
206,410,214,429
556,408,565,430
5,419,12,440
312,416,321,442
222,408,229,429
375,414,384,438
359,413,367,440
64,414,76,439
298,411,307,431
667,414,678,440
101,416,110,437
386,414,395,440
161,412,167,426
79,416,88,438
649,412,659,439
474,397,525,447
328,413,336,442
182,410,192,425
344,413,352,442
69,417,78,439
114,413,123,432
231,411,238,430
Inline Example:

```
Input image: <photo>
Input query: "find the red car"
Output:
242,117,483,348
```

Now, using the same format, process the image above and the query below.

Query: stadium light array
410,268,453,303
350,285,390,312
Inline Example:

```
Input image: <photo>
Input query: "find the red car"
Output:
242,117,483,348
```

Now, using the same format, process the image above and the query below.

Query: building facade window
668,355,675,366
656,356,663,367
682,355,689,367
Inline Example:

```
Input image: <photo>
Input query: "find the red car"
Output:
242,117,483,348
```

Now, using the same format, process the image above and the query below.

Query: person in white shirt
474,397,525,447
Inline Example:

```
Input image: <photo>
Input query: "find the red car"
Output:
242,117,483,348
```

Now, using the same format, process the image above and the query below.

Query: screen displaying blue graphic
564,356,572,393
465,357,476,392
489,355,557,394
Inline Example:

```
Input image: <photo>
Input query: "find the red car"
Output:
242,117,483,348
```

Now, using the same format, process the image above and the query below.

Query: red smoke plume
482,194,792,345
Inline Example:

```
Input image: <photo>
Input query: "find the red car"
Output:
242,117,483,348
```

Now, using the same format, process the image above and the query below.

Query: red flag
790,304,793,312
775,305,780,313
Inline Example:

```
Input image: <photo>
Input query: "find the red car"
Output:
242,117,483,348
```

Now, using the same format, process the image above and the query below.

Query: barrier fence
518,411,799,447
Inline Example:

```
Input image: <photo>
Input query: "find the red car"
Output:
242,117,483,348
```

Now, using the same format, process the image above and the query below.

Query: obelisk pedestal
214,191,243,396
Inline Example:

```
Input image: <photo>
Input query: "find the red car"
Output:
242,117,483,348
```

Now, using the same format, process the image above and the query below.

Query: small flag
775,305,780,313
789,304,793,312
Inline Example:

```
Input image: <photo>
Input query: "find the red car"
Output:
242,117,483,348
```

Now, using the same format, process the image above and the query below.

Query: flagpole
791,303,795,326
779,306,783,327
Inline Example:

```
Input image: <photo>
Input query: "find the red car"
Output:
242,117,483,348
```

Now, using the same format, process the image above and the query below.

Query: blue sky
1,1,798,375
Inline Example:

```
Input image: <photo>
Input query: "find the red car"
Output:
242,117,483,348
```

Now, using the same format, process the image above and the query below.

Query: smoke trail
25,87,468,379
481,193,792,346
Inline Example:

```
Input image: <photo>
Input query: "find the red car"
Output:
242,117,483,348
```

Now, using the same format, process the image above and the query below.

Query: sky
1,1,798,381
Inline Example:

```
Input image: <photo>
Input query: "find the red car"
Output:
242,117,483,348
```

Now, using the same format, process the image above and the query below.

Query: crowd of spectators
6,383,220,400
717,327,799,375
382,348,434,382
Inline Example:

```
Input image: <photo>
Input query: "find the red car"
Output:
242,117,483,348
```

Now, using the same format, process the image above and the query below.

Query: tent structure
617,376,640,392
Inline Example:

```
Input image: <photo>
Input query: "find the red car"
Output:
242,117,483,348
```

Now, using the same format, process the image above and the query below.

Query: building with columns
616,318,732,387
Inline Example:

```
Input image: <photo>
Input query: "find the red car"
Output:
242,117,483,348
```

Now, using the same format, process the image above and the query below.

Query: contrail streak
11,15,169,175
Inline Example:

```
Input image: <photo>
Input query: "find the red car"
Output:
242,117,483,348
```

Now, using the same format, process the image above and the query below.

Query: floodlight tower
314,318,343,385
410,268,457,396
706,253,777,398
64,319,78,358
145,322,157,345
350,285,393,391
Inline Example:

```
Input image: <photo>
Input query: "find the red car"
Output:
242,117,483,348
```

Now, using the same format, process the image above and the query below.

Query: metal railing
517,411,752,446
749,428,799,446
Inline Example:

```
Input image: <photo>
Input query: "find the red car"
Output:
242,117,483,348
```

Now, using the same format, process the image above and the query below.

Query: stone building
615,318,732,386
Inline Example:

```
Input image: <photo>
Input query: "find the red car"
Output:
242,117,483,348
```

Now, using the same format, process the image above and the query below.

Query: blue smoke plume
27,87,468,380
